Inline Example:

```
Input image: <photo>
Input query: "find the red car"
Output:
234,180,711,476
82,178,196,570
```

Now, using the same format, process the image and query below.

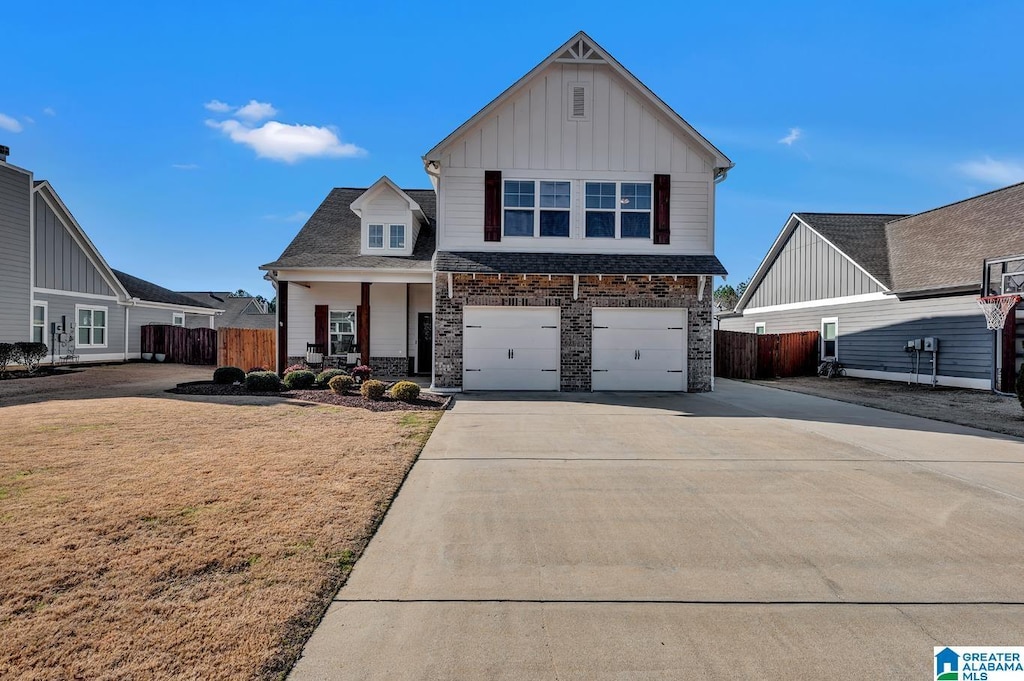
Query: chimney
0,145,8,162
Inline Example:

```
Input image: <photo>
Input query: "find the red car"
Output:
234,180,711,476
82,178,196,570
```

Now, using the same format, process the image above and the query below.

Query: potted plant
351,365,372,384
141,352,154,361
154,353,166,362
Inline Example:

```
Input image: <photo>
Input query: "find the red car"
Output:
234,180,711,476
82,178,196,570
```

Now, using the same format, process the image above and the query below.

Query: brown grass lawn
0,394,442,679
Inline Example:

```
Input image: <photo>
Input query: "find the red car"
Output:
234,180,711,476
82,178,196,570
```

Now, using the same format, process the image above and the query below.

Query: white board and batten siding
463,306,560,390
358,184,418,257
438,62,715,255
34,193,115,296
368,283,407,357
592,308,687,391
286,281,408,358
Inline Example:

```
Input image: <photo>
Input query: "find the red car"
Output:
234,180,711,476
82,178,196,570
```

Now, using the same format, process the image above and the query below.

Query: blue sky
3,2,1022,297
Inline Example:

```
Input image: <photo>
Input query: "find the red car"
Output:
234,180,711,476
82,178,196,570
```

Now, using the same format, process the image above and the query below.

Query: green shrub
245,371,282,392
1017,364,1024,412
316,368,348,387
14,342,48,373
389,381,421,402
283,369,316,390
328,374,355,394
213,366,245,384
360,379,386,400
0,342,15,375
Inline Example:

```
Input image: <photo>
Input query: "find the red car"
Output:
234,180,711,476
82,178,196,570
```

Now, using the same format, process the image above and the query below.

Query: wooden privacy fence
217,327,276,371
715,329,820,379
140,325,217,365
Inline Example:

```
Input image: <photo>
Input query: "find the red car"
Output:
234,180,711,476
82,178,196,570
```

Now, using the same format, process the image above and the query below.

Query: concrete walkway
290,379,1024,680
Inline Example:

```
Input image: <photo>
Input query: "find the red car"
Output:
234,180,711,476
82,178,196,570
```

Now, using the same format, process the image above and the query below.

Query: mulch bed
169,382,450,412
0,367,80,381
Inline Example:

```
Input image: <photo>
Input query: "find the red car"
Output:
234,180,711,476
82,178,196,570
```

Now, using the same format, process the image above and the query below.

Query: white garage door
592,308,687,391
463,307,560,390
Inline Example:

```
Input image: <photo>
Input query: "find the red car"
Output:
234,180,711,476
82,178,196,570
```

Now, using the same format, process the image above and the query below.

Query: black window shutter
654,174,670,245
484,170,501,242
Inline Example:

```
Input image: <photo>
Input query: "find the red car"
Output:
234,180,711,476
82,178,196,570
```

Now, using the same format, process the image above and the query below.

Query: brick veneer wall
434,273,712,392
286,355,408,377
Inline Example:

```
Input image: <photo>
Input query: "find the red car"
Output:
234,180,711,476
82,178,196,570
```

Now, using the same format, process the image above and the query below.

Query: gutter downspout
124,305,130,361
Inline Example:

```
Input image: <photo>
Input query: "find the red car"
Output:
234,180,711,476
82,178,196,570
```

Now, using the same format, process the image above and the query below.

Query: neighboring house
180,292,276,330
0,147,219,363
719,183,1024,391
263,32,732,391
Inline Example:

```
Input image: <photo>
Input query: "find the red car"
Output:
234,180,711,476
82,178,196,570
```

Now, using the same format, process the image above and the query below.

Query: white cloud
957,156,1024,186
778,127,802,146
43,107,56,117
235,100,278,122
171,163,199,170
206,118,366,163
204,99,232,113
0,114,23,133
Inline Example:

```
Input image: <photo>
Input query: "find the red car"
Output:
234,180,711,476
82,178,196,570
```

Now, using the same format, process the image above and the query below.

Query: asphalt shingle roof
795,213,908,289
885,182,1024,294
436,251,727,275
261,188,436,270
113,270,217,309
179,292,276,329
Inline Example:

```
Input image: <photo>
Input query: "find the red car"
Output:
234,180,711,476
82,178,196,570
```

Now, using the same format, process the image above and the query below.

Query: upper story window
503,180,570,238
389,224,406,249
585,181,652,239
368,224,384,249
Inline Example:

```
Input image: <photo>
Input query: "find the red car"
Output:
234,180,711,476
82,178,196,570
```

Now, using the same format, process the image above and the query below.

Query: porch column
358,282,371,366
276,281,288,375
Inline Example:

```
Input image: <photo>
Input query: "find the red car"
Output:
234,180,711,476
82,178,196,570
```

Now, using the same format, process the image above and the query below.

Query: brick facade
287,355,409,377
434,273,712,392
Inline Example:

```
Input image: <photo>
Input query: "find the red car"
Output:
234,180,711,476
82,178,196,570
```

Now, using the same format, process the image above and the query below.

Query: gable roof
261,187,436,270
180,292,275,329
422,31,732,173
113,270,217,310
795,213,908,289
885,181,1024,295
349,176,424,217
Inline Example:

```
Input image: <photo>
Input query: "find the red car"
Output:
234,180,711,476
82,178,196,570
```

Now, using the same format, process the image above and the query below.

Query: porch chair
305,343,325,371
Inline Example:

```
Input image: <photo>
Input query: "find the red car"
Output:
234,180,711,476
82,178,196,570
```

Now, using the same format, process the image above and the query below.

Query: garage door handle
508,348,513,359
635,350,640,360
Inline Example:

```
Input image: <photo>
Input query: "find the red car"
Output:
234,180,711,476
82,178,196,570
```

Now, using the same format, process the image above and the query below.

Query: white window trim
584,181,653,240
328,309,358,356
76,304,109,349
367,223,385,250
389,224,406,250
820,317,839,359
754,322,766,335
32,301,48,345
502,179,572,239
171,312,185,327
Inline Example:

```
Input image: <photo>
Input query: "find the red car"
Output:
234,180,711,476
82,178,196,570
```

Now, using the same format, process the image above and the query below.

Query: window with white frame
503,180,571,238
77,306,107,347
754,322,766,335
329,310,357,355
585,181,652,239
32,303,47,344
172,313,185,327
389,224,406,249
821,317,838,358
368,224,384,249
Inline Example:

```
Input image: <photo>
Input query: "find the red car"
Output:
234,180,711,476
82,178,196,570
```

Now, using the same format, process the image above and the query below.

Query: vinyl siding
720,294,992,381
0,164,32,341
34,291,126,358
359,184,415,256
369,283,407,357
34,194,114,295
438,62,715,255
285,282,360,357
746,221,883,309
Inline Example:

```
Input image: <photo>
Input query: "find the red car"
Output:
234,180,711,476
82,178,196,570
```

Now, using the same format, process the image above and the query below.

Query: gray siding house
0,148,219,363
720,183,1024,391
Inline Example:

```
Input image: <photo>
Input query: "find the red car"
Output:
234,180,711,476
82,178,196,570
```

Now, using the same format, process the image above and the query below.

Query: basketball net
977,294,1021,330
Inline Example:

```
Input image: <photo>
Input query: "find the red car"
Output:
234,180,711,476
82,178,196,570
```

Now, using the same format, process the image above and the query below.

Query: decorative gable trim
555,35,606,63
350,176,424,219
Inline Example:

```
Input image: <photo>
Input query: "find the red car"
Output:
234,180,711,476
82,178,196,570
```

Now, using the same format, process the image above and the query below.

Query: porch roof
434,251,727,276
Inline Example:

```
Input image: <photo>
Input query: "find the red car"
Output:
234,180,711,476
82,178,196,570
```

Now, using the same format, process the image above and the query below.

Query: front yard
0,389,441,679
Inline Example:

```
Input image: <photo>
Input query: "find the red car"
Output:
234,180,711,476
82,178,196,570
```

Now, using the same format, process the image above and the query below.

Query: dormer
351,176,426,257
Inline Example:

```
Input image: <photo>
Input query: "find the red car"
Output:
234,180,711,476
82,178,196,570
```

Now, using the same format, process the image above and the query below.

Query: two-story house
262,32,732,391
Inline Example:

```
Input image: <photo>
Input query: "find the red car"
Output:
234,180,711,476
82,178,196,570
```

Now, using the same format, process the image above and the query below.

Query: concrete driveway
290,379,1024,680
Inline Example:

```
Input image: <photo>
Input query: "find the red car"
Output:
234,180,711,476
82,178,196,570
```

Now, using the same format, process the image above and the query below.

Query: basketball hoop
977,294,1021,330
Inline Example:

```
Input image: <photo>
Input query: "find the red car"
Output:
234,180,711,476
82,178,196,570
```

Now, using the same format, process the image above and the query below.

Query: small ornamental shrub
316,368,348,387
351,365,373,382
283,369,316,390
360,379,386,400
213,366,245,385
248,366,267,373
389,381,421,402
245,371,282,392
14,342,48,374
284,363,308,376
0,342,15,375
327,374,355,394
1017,364,1024,412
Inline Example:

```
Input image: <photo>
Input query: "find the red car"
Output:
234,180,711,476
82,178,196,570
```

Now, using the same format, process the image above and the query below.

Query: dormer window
389,224,406,249
368,224,384,249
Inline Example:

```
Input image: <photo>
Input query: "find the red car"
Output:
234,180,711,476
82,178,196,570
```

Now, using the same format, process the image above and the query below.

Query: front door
417,313,432,374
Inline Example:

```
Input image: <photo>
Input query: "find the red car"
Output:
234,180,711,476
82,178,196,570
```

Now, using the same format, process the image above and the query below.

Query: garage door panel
592,308,685,330
465,307,559,329
593,369,684,392
463,306,560,391
464,327,559,349
591,307,687,391
593,328,685,350
464,369,559,391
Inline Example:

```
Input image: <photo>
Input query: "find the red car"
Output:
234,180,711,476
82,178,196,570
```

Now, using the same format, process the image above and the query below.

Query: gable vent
567,83,589,121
